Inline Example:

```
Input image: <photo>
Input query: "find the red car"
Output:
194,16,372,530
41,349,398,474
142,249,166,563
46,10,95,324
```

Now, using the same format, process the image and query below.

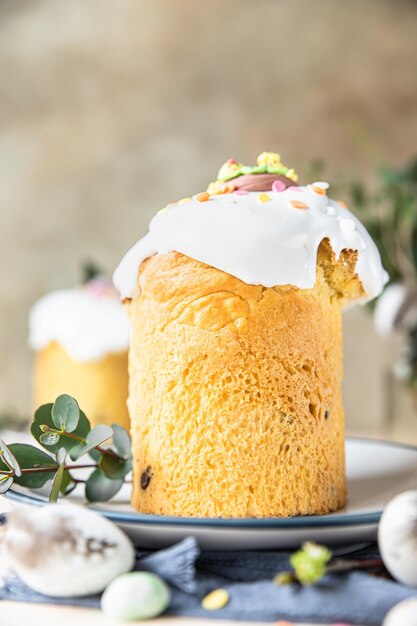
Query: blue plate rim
4,436,416,529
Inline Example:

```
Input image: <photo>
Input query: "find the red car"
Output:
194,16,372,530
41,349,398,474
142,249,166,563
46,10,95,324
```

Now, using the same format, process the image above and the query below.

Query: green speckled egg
101,572,170,621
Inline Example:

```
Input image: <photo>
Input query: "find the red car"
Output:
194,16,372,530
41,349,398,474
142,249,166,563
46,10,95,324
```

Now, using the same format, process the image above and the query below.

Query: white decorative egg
3,503,135,597
379,491,417,587
383,598,417,625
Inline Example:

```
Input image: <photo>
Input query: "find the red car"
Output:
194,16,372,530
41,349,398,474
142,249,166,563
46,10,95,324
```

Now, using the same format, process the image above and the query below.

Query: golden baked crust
128,241,364,517
33,342,130,429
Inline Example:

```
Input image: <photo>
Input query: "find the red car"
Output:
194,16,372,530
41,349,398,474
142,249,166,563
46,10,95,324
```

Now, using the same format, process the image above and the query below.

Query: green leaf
52,395,80,432
8,444,57,488
39,431,60,446
49,449,67,503
70,425,113,461
112,424,131,459
0,438,21,477
290,542,332,586
85,469,123,502
88,447,102,462
99,454,132,479
0,475,13,494
60,470,77,496
32,404,91,455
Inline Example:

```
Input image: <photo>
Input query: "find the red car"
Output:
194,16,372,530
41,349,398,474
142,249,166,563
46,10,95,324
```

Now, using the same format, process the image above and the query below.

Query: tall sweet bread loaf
114,153,387,518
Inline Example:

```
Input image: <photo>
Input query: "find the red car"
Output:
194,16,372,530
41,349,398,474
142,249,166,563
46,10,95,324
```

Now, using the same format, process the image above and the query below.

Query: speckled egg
3,503,135,597
101,572,170,621
383,598,417,625
379,491,417,587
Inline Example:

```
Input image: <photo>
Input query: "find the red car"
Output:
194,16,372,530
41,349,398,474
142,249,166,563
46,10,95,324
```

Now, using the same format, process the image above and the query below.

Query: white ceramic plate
4,438,417,550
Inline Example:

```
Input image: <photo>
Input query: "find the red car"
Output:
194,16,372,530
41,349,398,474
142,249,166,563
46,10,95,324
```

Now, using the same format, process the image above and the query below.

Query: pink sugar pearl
272,180,285,192
234,189,249,195
287,185,301,191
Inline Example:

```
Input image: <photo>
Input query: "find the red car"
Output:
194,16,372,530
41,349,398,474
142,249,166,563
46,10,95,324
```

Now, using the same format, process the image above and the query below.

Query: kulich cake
29,277,130,429
114,152,387,518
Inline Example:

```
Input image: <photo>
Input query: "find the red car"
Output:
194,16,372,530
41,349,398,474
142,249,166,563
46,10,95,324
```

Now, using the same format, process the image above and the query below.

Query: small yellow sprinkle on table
258,192,271,203
201,588,230,610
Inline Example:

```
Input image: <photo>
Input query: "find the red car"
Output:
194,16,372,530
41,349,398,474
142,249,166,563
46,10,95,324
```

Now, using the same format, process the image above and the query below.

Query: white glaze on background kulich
113,184,388,302
29,280,130,362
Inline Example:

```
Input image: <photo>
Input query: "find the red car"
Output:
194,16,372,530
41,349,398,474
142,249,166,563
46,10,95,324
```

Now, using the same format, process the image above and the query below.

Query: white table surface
0,603,369,626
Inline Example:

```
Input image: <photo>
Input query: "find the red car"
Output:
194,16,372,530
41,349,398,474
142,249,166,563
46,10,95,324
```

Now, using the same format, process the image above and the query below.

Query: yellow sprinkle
286,168,298,182
290,200,308,209
178,197,192,205
202,588,229,610
258,192,271,203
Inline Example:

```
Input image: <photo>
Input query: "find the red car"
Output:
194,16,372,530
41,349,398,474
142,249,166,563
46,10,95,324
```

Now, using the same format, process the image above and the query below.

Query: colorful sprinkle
290,200,308,209
274,622,294,626
272,180,286,192
337,200,348,208
178,197,192,205
258,192,271,203
227,158,238,165
313,180,329,189
287,186,302,192
312,185,327,196
285,168,297,181
196,192,210,202
218,183,236,194
202,589,229,610
234,189,249,195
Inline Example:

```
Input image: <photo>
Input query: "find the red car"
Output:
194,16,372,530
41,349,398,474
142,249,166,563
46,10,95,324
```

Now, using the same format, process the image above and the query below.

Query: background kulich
128,242,364,518
33,342,130,430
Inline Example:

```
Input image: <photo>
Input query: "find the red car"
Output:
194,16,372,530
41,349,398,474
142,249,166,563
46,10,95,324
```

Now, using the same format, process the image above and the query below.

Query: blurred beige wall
0,0,416,427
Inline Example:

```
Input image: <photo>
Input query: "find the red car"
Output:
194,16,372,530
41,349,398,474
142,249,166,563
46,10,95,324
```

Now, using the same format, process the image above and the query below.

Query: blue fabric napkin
1,512,417,625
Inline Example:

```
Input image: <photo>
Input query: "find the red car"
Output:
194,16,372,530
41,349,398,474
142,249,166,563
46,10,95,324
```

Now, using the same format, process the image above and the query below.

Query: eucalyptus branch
0,463,99,476
0,394,132,502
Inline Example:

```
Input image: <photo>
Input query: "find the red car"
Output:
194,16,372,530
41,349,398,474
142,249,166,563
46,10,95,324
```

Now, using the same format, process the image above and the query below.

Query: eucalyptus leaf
112,424,131,459
0,438,21,476
60,470,77,496
0,475,13,494
32,405,91,455
9,444,57,488
99,454,132,479
52,395,80,432
39,431,60,446
85,469,123,502
49,449,67,503
70,425,113,461
88,447,102,462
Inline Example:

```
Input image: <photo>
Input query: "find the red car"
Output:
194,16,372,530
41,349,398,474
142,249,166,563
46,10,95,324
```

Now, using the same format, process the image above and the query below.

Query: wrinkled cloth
1,535,417,625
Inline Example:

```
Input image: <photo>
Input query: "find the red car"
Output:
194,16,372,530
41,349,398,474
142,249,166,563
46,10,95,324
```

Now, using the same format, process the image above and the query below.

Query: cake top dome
29,276,130,362
113,152,388,302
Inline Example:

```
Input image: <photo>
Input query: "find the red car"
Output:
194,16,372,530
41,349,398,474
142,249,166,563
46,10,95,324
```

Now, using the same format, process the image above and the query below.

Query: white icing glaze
113,184,388,302
29,280,130,362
